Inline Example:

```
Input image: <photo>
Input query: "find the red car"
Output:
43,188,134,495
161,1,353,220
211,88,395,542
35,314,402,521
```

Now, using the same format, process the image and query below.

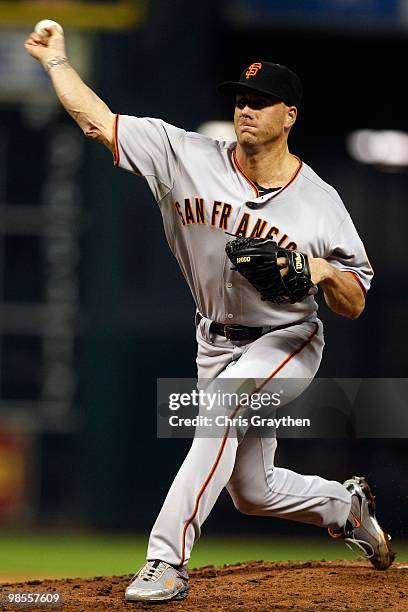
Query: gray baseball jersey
113,115,371,567
114,115,373,328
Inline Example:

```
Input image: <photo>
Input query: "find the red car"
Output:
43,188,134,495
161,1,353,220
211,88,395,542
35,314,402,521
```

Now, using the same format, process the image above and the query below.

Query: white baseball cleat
328,475,395,570
125,559,189,602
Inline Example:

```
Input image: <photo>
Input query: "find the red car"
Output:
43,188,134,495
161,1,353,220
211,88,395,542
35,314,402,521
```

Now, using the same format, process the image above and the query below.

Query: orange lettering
184,198,195,225
245,62,262,79
219,203,232,230
174,202,186,226
195,198,206,224
211,201,222,226
250,218,267,238
235,213,251,238
265,226,279,238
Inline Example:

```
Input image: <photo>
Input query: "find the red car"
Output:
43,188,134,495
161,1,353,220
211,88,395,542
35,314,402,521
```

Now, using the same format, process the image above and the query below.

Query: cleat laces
344,536,375,560
137,561,168,582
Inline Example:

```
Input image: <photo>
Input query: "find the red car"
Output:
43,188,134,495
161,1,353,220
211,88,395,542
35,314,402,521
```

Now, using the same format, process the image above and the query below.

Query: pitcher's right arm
24,26,116,152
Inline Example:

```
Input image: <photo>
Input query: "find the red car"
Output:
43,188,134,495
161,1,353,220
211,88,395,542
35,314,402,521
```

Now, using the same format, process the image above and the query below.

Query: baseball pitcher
25,27,394,604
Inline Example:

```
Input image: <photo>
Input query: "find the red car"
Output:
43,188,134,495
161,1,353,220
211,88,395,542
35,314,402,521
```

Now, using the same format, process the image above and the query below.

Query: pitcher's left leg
224,320,350,529
227,435,351,528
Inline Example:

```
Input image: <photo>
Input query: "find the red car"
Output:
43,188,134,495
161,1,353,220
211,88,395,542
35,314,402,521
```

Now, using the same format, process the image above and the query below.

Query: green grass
0,531,406,580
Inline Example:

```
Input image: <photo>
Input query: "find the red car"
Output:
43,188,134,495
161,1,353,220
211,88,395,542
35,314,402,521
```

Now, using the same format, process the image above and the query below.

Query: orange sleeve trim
179,321,319,566
113,114,120,167
344,271,367,298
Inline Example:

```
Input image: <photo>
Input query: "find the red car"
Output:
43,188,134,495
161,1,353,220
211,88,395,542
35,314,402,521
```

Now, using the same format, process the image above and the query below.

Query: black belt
196,313,293,342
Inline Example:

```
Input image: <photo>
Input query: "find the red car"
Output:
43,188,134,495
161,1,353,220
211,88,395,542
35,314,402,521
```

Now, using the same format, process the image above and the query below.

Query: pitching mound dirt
1,560,407,611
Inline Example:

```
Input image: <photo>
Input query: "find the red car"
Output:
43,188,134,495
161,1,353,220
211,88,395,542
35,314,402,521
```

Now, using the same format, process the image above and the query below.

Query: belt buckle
224,324,249,341
224,325,235,340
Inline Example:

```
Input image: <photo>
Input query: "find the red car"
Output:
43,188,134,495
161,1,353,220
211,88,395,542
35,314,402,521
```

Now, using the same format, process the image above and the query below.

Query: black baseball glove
225,236,313,304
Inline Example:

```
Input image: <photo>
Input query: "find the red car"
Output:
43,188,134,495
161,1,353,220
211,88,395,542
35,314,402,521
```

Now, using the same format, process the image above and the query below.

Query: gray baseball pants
147,316,351,566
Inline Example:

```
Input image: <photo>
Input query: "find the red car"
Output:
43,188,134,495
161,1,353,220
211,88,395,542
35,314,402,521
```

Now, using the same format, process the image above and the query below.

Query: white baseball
34,19,64,38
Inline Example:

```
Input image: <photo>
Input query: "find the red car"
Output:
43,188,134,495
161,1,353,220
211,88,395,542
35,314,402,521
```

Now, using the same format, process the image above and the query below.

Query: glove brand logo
245,62,262,79
237,256,251,263
294,252,304,271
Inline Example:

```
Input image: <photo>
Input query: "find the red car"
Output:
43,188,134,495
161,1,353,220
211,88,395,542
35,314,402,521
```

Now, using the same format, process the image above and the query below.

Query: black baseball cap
218,61,303,108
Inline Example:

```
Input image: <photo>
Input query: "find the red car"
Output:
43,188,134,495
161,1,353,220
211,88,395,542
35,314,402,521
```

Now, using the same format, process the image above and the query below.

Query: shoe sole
125,586,189,603
351,475,395,571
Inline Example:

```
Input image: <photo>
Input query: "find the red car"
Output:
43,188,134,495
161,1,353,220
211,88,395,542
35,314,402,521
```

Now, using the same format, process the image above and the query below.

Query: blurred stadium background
0,0,407,581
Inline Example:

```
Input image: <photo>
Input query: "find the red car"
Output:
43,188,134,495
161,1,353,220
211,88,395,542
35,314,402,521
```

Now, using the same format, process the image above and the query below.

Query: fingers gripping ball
225,236,313,304
34,19,64,38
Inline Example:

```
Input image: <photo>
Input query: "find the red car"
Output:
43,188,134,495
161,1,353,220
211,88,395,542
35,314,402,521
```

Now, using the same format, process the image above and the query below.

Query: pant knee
230,491,265,515
232,498,257,515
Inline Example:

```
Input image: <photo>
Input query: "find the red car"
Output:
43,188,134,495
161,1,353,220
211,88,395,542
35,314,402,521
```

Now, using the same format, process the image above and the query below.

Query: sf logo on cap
245,62,262,79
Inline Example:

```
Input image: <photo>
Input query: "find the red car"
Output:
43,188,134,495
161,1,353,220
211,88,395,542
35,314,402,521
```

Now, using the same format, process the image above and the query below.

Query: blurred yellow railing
0,0,146,30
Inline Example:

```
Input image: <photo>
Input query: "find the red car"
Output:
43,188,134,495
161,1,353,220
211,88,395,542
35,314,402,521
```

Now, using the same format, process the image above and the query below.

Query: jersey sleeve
326,214,373,295
113,115,186,200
